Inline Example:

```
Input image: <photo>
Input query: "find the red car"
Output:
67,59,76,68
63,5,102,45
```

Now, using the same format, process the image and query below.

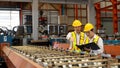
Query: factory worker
66,20,86,53
84,23,104,55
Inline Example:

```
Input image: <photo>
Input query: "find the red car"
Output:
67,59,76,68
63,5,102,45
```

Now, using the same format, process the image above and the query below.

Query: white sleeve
97,38,104,53
66,32,73,50
92,38,104,54
66,32,72,40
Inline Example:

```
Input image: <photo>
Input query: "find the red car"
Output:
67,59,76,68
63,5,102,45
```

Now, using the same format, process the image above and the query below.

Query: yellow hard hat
84,23,94,32
72,20,82,27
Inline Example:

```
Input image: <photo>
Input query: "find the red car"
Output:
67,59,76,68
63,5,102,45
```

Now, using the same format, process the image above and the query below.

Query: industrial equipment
4,45,120,68
48,24,68,36
12,26,24,46
48,24,58,35
0,26,13,45
58,24,67,36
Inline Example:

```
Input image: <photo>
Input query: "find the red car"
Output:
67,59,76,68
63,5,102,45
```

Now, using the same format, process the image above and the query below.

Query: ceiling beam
0,0,88,4
0,0,116,4
50,4,59,10
0,0,32,2
0,0,104,4
101,2,120,10
101,9,120,12
93,0,105,3
39,0,88,4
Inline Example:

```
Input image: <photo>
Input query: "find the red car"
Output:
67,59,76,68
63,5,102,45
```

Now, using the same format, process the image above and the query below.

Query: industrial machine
1,44,120,68
0,26,13,45
0,26,25,46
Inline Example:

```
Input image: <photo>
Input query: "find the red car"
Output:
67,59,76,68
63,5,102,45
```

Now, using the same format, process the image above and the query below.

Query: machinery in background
97,24,106,40
48,24,68,36
0,26,26,45
96,24,120,45
12,26,24,46
22,10,68,46
103,33,120,45
0,26,25,46
48,24,68,46
0,26,13,46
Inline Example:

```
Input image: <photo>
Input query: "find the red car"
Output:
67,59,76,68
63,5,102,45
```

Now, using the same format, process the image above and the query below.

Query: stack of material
11,45,120,68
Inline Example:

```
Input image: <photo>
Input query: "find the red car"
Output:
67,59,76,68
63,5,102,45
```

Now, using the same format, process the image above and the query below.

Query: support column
87,0,96,31
111,0,118,33
32,0,39,40
74,4,78,19
59,4,62,15
62,5,65,15
59,4,65,15
95,3,101,30
20,3,23,25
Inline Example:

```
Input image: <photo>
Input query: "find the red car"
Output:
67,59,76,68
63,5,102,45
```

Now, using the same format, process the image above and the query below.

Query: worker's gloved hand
69,37,74,42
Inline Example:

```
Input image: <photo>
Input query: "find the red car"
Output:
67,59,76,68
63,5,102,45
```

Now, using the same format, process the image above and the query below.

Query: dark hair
100,24,103,27
90,29,94,31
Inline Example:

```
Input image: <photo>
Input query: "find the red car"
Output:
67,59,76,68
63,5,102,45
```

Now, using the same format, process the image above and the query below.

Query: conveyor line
1,43,43,68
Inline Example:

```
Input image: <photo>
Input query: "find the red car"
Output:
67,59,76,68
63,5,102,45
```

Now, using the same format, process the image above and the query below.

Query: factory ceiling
0,0,104,4
0,0,113,10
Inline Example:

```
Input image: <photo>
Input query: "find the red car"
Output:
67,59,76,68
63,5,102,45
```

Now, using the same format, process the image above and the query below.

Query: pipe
59,4,62,15
62,5,65,15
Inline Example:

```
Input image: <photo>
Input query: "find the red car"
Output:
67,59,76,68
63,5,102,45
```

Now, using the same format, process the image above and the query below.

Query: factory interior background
0,0,120,68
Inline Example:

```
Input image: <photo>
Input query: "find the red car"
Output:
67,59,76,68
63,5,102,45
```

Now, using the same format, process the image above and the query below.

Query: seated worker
66,20,86,53
84,23,104,55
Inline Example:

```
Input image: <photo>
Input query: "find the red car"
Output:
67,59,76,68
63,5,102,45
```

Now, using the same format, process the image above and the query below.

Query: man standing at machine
83,23,104,55
66,20,86,53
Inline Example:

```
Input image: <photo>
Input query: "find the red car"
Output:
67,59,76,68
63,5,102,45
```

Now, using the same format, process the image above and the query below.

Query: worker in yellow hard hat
84,23,104,55
66,20,86,53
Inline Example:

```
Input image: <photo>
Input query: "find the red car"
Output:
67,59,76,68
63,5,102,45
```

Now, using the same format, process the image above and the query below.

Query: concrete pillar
32,0,39,40
87,0,96,31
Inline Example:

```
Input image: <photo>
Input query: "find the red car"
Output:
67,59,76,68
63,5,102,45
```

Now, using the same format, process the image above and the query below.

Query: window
0,10,20,30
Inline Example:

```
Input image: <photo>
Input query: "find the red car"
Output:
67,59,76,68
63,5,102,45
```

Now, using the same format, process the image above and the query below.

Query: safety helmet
84,23,94,32
72,20,82,27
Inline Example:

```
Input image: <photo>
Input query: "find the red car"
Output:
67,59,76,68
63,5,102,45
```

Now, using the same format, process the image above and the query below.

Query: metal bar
86,4,88,23
101,9,120,12
95,3,101,30
110,0,118,33
62,4,65,15
50,4,59,11
20,3,23,25
2,46,43,68
39,0,88,4
74,4,78,19
101,2,120,11
59,4,62,15
39,3,44,9
0,0,32,2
